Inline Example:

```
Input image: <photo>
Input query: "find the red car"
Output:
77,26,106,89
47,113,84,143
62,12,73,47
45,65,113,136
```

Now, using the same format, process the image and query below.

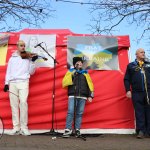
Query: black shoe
75,129,81,138
137,131,144,139
62,129,72,138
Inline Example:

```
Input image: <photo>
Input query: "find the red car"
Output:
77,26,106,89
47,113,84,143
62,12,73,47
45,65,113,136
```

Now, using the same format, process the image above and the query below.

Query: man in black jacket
124,48,150,139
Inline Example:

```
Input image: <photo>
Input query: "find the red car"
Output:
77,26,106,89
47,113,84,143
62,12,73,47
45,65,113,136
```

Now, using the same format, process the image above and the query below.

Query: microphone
75,64,82,72
34,42,43,48
75,64,80,70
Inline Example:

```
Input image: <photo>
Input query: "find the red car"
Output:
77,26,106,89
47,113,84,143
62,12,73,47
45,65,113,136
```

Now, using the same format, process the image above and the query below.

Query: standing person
62,57,94,138
124,48,150,139
3,40,37,136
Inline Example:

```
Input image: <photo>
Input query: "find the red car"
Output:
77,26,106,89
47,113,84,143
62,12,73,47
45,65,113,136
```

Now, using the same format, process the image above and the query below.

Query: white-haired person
124,48,150,139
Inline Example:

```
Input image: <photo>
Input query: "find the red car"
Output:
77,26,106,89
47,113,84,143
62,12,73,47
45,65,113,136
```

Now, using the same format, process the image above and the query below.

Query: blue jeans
65,97,86,129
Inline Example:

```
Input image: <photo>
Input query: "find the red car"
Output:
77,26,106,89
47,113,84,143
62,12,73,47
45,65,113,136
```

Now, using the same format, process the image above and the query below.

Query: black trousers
132,91,150,134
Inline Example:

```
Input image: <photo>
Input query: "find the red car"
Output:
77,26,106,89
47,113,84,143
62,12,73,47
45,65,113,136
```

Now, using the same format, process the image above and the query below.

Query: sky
13,0,150,61
38,0,149,61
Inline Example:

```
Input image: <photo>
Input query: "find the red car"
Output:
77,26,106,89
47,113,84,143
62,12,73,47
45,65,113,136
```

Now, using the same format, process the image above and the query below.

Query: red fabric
0,29,134,130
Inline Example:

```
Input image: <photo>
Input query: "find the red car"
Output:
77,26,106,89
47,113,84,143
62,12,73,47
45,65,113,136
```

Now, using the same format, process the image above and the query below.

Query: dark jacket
124,60,150,92
68,73,91,97
62,68,94,98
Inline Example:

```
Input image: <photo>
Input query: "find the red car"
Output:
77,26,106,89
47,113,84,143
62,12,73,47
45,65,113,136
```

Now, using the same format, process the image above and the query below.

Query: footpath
0,134,150,150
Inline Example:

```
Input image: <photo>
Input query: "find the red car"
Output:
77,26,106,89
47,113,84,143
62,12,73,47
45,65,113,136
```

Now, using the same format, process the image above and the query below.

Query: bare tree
0,0,55,31
88,0,150,43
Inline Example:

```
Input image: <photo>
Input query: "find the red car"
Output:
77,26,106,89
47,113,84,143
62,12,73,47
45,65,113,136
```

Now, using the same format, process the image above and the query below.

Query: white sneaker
7,129,20,135
62,129,72,138
20,129,31,136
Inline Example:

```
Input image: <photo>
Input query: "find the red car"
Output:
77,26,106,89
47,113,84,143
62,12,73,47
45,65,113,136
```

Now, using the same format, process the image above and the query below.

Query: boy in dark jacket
62,57,94,137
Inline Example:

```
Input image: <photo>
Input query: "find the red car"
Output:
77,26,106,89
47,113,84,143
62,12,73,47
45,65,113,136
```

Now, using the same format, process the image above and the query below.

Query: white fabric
9,81,29,130
3,129,136,135
5,51,36,84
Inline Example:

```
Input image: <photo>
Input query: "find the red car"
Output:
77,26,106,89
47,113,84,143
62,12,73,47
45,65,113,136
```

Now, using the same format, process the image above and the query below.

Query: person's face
17,43,26,52
75,61,83,69
136,49,145,60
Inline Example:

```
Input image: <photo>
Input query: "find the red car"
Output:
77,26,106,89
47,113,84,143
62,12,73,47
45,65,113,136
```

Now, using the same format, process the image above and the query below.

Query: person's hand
3,84,9,92
126,91,132,99
88,97,92,102
31,55,38,62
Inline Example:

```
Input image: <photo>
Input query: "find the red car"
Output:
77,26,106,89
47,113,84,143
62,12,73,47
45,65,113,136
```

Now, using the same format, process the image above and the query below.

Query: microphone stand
73,70,77,136
73,67,86,141
37,44,59,136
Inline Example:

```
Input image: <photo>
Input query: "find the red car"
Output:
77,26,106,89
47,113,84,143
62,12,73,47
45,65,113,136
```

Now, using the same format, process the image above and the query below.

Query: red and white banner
0,29,134,134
